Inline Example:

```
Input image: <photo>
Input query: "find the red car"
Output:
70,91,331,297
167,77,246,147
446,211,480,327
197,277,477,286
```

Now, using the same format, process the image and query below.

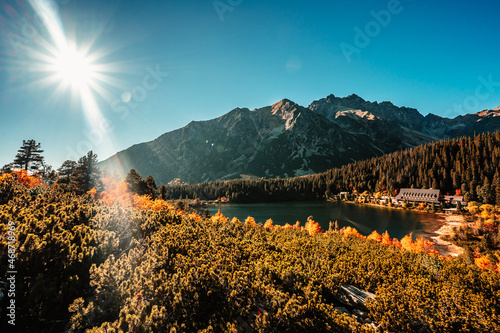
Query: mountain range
99,94,500,185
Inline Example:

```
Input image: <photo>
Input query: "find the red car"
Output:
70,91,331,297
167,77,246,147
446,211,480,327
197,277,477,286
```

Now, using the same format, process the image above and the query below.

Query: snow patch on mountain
335,109,378,120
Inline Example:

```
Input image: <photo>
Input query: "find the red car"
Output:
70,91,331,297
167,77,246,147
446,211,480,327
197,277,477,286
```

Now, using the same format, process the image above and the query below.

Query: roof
444,195,465,202
394,188,443,203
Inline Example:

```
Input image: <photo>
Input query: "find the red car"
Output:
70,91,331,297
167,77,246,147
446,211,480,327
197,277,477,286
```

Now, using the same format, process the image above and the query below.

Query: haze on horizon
1,0,499,169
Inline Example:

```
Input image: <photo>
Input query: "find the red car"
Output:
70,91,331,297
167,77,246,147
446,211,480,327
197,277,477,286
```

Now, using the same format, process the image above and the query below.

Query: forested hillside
1,168,500,332
163,131,500,205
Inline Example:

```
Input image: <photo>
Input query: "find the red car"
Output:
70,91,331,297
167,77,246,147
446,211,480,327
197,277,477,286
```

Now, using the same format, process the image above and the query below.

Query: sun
52,45,95,88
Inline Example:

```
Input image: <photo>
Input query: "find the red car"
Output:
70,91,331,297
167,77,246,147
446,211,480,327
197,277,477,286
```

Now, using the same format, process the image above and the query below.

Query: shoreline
329,200,469,257
343,200,467,257
429,214,465,257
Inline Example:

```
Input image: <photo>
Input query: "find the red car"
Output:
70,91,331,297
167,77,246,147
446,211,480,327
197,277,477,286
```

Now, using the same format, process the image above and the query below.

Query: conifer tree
125,169,147,195
13,139,44,172
145,175,157,199
70,151,101,194
159,185,167,200
493,172,500,206
57,160,77,184
479,176,494,204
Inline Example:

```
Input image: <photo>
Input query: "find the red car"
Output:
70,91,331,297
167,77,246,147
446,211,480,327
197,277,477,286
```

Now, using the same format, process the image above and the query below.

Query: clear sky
1,0,499,170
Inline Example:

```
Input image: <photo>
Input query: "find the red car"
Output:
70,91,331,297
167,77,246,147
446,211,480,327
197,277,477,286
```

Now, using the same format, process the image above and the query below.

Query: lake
207,201,444,239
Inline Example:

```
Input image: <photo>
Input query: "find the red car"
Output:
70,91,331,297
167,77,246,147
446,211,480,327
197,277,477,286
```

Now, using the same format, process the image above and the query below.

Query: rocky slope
99,94,500,184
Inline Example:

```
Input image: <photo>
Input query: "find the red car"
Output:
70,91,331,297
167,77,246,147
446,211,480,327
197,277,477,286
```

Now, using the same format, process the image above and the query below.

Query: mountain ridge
99,94,500,184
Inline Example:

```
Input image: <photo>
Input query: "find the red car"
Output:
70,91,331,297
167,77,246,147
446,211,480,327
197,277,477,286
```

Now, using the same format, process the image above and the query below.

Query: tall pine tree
57,160,77,184
493,171,500,206
70,151,101,194
144,175,158,199
125,169,146,195
13,139,44,172
478,176,495,204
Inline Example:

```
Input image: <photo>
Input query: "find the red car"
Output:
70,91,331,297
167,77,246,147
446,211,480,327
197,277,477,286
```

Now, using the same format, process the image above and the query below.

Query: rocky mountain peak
271,99,298,113
309,94,424,131
345,93,366,103
477,109,500,117
270,99,303,130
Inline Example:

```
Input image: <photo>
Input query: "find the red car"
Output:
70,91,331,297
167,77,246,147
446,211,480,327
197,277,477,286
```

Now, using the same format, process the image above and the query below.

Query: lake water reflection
208,201,444,239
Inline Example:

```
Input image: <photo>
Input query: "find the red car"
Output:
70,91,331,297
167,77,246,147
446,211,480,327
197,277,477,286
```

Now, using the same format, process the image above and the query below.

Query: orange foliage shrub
98,177,174,212
392,238,402,248
264,219,274,229
304,219,323,236
0,173,12,183
188,213,203,221
401,234,415,251
340,226,365,239
3,169,44,188
400,233,437,255
415,237,438,255
133,194,155,210
365,230,407,248
244,216,256,228
475,256,491,270
213,210,229,223
98,178,132,206
468,202,480,215
367,230,383,243
87,188,97,198
381,231,392,246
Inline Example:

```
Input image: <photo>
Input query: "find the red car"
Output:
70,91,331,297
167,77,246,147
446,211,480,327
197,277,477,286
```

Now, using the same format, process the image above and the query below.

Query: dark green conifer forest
163,132,500,205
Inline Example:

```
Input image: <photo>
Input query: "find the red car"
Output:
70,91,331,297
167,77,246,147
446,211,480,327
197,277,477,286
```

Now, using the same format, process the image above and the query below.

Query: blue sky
1,0,499,170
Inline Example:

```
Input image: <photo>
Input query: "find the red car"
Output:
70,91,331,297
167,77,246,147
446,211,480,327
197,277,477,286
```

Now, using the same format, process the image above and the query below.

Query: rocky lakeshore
430,214,466,257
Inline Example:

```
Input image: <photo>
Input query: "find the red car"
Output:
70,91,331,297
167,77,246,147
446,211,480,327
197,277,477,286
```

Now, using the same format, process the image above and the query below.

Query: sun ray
1,0,156,164
28,0,67,52
23,0,119,158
